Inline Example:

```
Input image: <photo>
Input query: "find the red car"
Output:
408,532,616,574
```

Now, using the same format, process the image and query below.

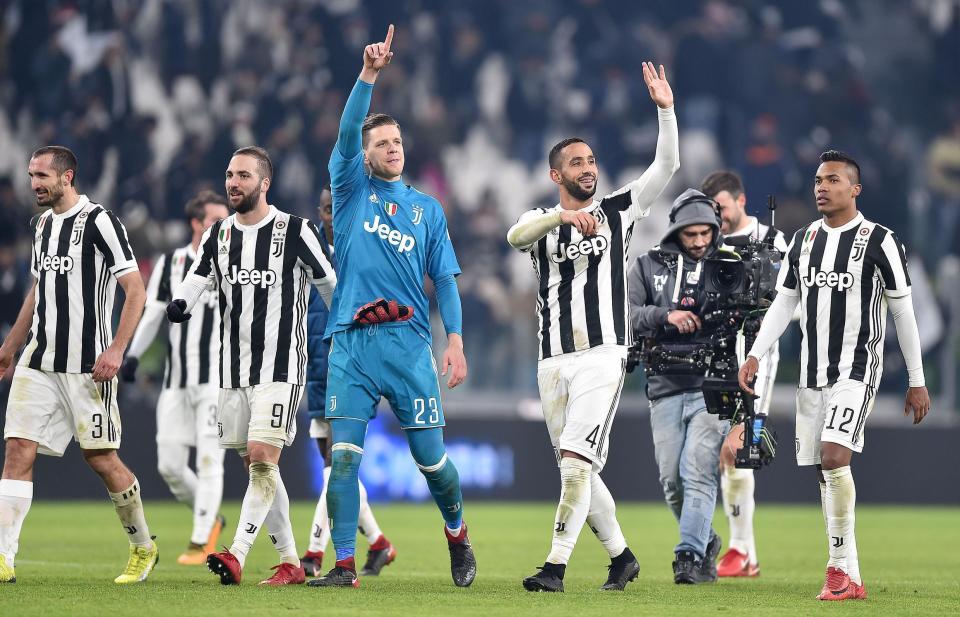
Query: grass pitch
3,501,958,616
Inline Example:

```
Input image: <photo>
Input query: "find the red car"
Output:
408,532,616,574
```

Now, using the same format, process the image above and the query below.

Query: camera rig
628,197,783,469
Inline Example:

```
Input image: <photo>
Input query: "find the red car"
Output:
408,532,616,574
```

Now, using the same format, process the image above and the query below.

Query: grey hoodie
627,189,725,401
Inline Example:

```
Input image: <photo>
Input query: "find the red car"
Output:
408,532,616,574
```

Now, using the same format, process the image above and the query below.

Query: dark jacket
628,189,725,401
306,225,336,421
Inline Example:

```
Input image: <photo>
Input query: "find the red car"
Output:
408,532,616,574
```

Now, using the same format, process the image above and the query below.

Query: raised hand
558,209,598,237
363,24,395,72
642,61,673,109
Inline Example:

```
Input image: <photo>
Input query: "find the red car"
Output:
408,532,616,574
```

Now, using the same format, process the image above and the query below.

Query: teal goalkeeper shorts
325,324,445,429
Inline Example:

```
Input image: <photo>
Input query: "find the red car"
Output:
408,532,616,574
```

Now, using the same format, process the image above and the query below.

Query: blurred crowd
0,0,959,406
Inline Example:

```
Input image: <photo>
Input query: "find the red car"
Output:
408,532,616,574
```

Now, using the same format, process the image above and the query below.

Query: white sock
586,473,627,558
823,466,856,577
156,443,197,507
307,466,331,554
546,457,592,565
357,478,383,544
721,466,757,564
190,442,225,545
108,479,153,547
0,479,33,566
230,461,279,568
264,474,299,565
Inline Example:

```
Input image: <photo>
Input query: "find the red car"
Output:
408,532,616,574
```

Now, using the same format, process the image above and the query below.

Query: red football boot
207,549,242,585
717,548,760,577
816,566,854,600
259,562,306,586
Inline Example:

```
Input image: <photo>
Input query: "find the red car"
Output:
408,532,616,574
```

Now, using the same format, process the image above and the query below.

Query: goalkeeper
307,24,475,590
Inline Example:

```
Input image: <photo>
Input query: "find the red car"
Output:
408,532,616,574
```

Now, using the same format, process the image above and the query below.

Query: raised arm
334,24,395,162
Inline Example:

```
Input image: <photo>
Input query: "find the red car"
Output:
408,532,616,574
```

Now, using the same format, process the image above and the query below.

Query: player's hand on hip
558,209,598,237
364,24,395,71
738,356,760,395
904,386,931,425
667,309,701,334
442,334,467,389
92,345,123,382
642,61,674,109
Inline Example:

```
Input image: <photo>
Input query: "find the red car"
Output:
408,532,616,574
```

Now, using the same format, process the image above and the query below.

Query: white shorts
4,366,121,456
795,379,877,465
217,382,303,451
537,345,628,472
309,418,331,439
156,384,220,447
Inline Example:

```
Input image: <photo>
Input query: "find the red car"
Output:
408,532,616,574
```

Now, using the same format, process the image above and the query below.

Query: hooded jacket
627,189,727,401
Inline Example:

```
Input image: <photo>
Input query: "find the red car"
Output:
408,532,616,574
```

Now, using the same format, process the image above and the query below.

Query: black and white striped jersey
516,183,656,360
20,195,138,373
128,245,220,389
777,212,911,388
176,206,336,388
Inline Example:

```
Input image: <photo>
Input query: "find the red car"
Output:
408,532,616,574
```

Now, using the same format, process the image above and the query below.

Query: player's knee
156,456,182,482
2,437,37,477
819,444,852,471
330,443,363,481
246,441,281,465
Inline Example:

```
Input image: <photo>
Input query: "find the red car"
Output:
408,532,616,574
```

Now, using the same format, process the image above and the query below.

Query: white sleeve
888,293,925,387
92,209,138,278
173,228,217,314
747,292,800,361
298,220,337,308
622,106,680,221
506,209,561,252
127,254,168,359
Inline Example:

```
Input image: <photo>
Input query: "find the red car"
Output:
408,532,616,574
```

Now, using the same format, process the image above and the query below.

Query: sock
585,473,627,558
823,466,856,577
722,465,757,563
190,442,225,546
417,454,464,529
230,461,279,568
546,457,592,565
308,466,332,554
0,479,33,565
156,443,197,507
329,444,363,562
357,478,383,545
108,479,153,547
264,474,299,565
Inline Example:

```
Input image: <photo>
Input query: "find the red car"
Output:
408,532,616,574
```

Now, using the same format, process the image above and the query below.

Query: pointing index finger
384,24,395,52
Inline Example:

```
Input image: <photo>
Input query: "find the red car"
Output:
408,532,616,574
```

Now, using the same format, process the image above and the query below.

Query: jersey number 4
585,425,600,448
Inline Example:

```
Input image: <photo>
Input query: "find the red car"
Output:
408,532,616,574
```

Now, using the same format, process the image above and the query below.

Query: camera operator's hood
656,188,722,256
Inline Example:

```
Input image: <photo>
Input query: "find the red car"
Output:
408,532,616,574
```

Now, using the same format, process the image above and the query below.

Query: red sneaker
259,563,306,586
207,549,242,585
816,566,853,600
300,550,324,577
851,580,868,599
717,548,760,577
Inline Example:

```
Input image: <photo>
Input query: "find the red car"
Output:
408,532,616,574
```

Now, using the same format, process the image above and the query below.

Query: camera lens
712,262,743,293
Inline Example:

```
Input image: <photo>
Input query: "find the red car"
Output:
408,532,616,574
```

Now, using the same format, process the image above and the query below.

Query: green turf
3,501,958,616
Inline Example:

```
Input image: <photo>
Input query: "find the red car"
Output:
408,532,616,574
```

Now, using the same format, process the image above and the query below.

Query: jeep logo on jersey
224,265,277,288
363,215,416,253
801,266,854,291
551,235,609,263
37,252,74,274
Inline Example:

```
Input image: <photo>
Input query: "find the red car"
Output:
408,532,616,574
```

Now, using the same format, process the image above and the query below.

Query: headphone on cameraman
667,190,723,229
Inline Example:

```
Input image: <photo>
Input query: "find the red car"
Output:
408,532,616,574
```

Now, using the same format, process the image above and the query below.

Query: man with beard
0,146,158,584
166,146,337,586
507,62,679,592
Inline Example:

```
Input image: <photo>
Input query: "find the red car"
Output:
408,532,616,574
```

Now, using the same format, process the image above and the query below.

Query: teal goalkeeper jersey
324,80,461,342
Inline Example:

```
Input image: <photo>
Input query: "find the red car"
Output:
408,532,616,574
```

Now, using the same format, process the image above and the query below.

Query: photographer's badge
686,270,700,284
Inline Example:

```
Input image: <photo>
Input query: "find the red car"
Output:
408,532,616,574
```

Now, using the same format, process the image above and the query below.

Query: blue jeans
649,391,728,557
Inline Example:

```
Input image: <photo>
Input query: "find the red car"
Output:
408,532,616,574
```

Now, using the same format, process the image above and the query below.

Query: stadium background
0,0,958,505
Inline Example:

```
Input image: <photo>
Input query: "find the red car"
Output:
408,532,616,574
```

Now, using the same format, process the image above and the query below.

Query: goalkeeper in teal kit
307,25,475,589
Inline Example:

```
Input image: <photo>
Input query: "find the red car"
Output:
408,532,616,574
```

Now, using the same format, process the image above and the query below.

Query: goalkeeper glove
353,298,414,325
166,299,191,323
120,357,139,383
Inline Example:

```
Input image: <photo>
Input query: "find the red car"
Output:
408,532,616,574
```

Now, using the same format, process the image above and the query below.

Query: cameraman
627,189,728,584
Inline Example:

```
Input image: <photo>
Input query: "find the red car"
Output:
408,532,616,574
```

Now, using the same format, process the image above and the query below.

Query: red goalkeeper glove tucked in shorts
353,298,415,325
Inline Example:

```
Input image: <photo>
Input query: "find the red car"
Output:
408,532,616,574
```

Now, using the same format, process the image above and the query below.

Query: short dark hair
185,190,228,222
361,113,401,148
31,145,78,186
232,146,273,180
819,149,861,184
700,170,744,199
548,137,587,170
